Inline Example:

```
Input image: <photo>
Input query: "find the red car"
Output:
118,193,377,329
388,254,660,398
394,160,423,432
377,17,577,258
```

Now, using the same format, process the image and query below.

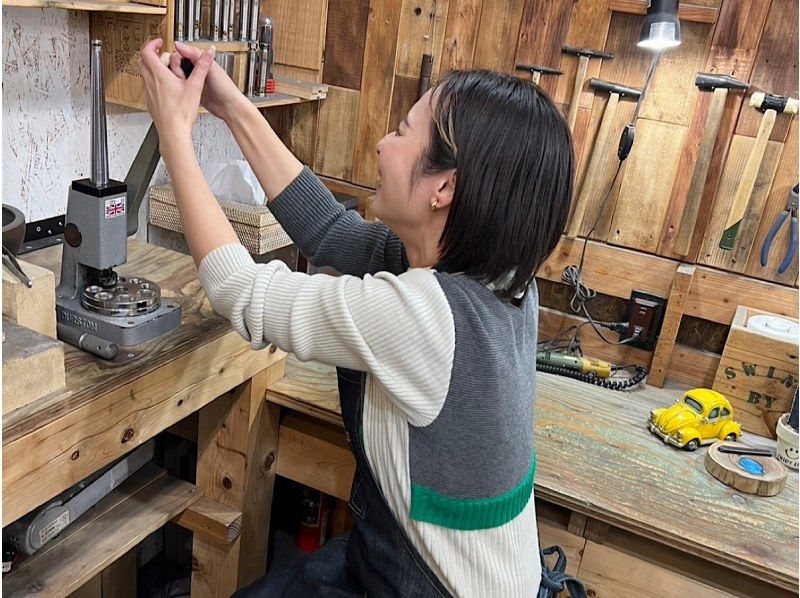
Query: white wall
2,6,243,225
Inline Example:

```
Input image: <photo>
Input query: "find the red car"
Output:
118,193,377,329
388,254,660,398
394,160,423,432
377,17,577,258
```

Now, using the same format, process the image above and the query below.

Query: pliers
2,245,32,287
761,184,798,274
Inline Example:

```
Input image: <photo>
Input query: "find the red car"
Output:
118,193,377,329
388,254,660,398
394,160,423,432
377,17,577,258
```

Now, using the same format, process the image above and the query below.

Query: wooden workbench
2,240,286,597
267,355,799,597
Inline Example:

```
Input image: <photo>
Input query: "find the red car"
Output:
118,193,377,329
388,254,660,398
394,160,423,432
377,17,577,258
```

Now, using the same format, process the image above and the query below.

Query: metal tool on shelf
760,184,799,275
175,0,186,41
3,441,154,560
238,0,251,41
56,41,181,360
221,0,231,41
185,0,195,41
256,16,275,97
193,0,201,40
246,42,258,96
249,0,259,42
211,0,222,41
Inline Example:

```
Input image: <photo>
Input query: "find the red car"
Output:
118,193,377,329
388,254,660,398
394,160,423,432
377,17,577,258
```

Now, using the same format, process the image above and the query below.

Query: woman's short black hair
421,69,574,301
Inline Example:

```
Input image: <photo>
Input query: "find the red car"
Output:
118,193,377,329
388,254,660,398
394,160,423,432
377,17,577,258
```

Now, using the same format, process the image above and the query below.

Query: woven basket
148,184,293,255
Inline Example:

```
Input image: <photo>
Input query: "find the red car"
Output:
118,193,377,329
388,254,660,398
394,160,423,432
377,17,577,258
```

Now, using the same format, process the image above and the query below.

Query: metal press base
56,296,182,347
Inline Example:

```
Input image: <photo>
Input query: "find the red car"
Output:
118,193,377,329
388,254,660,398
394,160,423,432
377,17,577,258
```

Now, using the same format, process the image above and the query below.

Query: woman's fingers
174,41,204,62
169,51,187,79
187,47,216,91
139,38,164,75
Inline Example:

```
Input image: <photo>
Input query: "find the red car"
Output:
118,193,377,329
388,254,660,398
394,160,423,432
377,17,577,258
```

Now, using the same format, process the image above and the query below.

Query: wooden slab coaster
705,441,788,497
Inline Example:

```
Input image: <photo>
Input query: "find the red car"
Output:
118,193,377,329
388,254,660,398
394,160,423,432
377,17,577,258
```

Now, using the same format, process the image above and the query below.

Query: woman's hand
138,38,215,145
168,41,247,123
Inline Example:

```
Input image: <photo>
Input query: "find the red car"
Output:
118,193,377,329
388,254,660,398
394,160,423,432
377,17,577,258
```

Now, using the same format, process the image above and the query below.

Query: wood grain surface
471,0,525,72
262,0,328,72
352,0,403,186
439,0,483,72
314,86,360,180
266,354,799,590
513,0,572,98
321,0,370,89
395,0,449,81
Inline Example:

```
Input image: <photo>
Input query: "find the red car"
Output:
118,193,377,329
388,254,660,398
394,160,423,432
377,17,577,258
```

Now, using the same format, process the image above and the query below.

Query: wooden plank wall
261,0,798,382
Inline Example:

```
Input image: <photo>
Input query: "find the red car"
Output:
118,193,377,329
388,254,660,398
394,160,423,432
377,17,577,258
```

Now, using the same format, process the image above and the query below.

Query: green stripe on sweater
409,453,536,530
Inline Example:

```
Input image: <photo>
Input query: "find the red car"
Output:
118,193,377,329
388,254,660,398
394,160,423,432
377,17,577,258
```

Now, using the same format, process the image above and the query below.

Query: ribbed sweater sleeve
268,168,408,277
198,243,454,425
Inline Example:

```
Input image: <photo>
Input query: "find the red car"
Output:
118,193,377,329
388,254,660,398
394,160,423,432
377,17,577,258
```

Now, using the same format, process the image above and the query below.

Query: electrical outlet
623,290,666,351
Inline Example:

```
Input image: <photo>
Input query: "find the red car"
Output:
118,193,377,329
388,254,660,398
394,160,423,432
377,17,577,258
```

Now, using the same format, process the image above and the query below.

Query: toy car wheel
724,433,737,441
684,439,700,451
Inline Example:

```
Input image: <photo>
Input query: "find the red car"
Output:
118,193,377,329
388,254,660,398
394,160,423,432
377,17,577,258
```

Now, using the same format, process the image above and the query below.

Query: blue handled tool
760,184,798,274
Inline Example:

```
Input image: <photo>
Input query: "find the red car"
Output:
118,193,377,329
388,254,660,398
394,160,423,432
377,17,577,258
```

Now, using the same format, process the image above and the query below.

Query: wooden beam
649,264,696,387
276,413,356,501
665,343,720,388
274,75,328,100
4,465,200,598
166,412,198,442
567,511,588,537
609,0,717,24
173,496,243,546
192,362,285,595
100,548,137,598
318,175,376,201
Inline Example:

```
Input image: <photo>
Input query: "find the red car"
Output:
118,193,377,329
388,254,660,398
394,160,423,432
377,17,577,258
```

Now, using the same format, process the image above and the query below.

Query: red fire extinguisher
297,486,330,552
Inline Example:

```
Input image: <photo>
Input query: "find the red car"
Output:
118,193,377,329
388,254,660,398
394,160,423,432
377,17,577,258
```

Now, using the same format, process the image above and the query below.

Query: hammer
719,92,799,250
673,73,748,256
567,78,642,238
515,63,562,86
562,45,614,132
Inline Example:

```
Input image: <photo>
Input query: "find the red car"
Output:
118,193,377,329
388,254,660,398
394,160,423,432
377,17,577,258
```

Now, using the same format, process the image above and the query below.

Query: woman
139,38,574,597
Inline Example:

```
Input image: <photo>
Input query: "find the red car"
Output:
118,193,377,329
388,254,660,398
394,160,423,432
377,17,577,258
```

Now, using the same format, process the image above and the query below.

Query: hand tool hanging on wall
56,41,181,359
719,92,799,250
673,73,749,256
760,184,798,274
416,1,438,100
566,78,641,238
561,45,614,132
514,64,562,86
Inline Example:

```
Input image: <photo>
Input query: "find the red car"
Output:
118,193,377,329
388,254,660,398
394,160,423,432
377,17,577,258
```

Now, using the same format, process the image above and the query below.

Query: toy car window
683,396,703,413
708,407,720,419
721,407,730,417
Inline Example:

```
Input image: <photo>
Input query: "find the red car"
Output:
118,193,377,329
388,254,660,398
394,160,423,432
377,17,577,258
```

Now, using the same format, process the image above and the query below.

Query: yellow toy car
648,388,742,451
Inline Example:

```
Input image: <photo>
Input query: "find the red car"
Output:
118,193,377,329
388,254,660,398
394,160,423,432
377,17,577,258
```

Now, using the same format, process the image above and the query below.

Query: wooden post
648,264,696,387
191,357,286,596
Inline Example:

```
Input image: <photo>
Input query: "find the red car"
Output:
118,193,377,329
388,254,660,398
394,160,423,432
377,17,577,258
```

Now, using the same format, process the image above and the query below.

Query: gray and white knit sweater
198,168,541,596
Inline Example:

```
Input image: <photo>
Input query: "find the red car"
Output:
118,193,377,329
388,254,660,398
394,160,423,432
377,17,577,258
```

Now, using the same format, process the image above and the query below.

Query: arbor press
56,40,181,359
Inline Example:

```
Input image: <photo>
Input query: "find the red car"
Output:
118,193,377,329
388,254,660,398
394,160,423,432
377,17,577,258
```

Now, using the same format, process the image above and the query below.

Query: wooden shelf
609,0,717,24
109,91,307,112
3,464,201,598
2,0,166,14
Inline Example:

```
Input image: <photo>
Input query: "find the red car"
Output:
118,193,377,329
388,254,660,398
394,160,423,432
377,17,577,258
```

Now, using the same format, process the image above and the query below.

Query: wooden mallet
562,45,614,132
673,73,748,256
719,91,799,250
567,78,642,238
514,63,562,86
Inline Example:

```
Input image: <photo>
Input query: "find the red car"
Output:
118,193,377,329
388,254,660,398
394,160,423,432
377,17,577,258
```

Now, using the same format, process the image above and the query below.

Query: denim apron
237,368,585,597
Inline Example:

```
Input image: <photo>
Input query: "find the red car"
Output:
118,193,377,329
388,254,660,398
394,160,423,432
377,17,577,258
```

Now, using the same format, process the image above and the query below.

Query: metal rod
193,0,201,39
211,0,222,41
249,0,259,42
246,42,257,96
186,0,195,41
175,0,185,41
90,40,109,188
228,0,236,41
221,0,231,41
256,16,273,96
238,0,250,42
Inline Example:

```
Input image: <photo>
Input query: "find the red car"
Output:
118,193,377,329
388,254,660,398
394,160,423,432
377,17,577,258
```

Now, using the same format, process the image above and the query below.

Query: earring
431,200,438,212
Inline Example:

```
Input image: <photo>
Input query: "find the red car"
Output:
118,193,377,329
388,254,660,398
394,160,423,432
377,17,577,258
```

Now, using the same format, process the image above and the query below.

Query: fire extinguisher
297,486,330,552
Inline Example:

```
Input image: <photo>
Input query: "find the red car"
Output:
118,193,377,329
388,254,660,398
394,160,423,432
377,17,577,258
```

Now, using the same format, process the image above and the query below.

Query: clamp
760,184,798,274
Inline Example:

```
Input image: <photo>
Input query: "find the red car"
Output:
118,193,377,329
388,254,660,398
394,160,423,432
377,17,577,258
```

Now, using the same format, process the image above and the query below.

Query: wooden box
148,184,293,255
712,306,799,438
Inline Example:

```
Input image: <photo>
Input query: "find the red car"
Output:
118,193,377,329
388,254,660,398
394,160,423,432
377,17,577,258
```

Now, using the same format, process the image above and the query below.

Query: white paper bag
201,160,266,206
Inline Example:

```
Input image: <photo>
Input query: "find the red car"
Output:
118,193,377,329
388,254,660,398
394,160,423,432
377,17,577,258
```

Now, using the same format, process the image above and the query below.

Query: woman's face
372,90,442,230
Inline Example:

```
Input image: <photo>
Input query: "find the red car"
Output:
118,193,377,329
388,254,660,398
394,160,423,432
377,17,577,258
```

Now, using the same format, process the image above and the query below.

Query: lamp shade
637,0,681,50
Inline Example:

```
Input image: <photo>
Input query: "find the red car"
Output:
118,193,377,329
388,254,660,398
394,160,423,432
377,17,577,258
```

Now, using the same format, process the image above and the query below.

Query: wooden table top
267,355,799,590
3,240,230,442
